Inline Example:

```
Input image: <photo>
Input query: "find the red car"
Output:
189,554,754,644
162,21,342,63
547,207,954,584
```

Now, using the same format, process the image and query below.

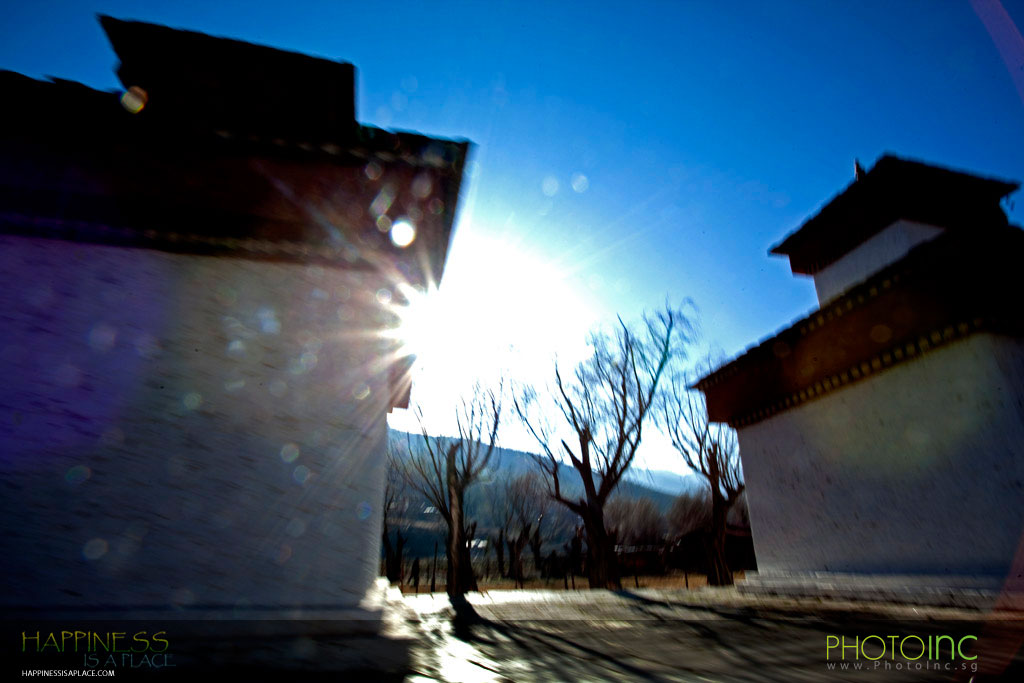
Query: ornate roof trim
769,155,1017,275
696,226,1024,427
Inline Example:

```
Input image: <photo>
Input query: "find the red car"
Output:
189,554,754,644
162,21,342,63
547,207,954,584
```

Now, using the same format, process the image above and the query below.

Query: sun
385,227,599,415
385,279,448,362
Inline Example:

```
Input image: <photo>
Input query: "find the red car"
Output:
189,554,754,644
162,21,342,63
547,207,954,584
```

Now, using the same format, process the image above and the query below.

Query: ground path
391,587,1024,682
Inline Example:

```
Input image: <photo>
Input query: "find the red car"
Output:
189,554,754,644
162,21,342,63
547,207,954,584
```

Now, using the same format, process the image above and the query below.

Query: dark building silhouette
0,17,469,620
696,155,1024,605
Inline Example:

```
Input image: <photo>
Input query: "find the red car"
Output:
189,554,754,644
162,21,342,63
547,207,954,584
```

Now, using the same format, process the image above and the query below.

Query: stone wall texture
0,235,395,612
737,332,1024,577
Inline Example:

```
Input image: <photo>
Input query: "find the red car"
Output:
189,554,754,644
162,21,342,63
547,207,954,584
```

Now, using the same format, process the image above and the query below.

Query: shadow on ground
400,589,1024,682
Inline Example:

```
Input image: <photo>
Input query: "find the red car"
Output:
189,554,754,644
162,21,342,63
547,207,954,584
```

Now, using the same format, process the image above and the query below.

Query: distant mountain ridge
623,468,704,497
387,428,693,511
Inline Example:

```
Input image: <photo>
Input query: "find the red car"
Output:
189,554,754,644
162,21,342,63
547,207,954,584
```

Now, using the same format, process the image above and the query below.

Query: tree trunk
583,506,620,590
382,524,404,584
382,525,394,581
530,526,544,576
431,541,437,593
707,484,733,586
396,531,405,585
508,530,528,589
569,530,582,588
445,449,478,597
494,528,506,578
446,443,463,597
459,521,478,592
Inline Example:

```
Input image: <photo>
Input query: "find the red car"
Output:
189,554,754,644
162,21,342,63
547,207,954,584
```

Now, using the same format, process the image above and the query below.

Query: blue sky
4,1,1024,466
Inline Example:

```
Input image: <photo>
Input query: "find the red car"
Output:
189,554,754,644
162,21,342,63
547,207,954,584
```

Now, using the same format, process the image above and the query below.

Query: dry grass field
397,570,746,594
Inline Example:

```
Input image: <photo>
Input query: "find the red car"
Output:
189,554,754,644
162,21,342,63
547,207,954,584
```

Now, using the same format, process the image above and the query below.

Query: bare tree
498,471,547,586
515,305,692,589
492,527,506,579
401,383,502,598
606,495,666,587
382,444,409,584
667,486,712,539
660,375,744,585
605,496,665,546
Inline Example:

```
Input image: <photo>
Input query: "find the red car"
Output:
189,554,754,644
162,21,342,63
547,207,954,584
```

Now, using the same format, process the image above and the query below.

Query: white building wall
737,332,1024,577
813,220,944,305
0,235,393,612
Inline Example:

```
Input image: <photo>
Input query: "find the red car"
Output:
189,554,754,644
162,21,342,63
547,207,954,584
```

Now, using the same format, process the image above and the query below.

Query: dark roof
770,155,1018,275
99,15,356,142
0,18,471,289
696,225,1024,427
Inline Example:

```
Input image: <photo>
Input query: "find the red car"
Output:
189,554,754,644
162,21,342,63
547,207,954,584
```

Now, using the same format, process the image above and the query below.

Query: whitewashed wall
737,332,1024,577
813,220,944,304
0,235,393,613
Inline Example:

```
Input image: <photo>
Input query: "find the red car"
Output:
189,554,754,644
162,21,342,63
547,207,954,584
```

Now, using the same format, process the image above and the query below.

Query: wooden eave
0,71,469,289
770,155,1018,275
696,225,1024,427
